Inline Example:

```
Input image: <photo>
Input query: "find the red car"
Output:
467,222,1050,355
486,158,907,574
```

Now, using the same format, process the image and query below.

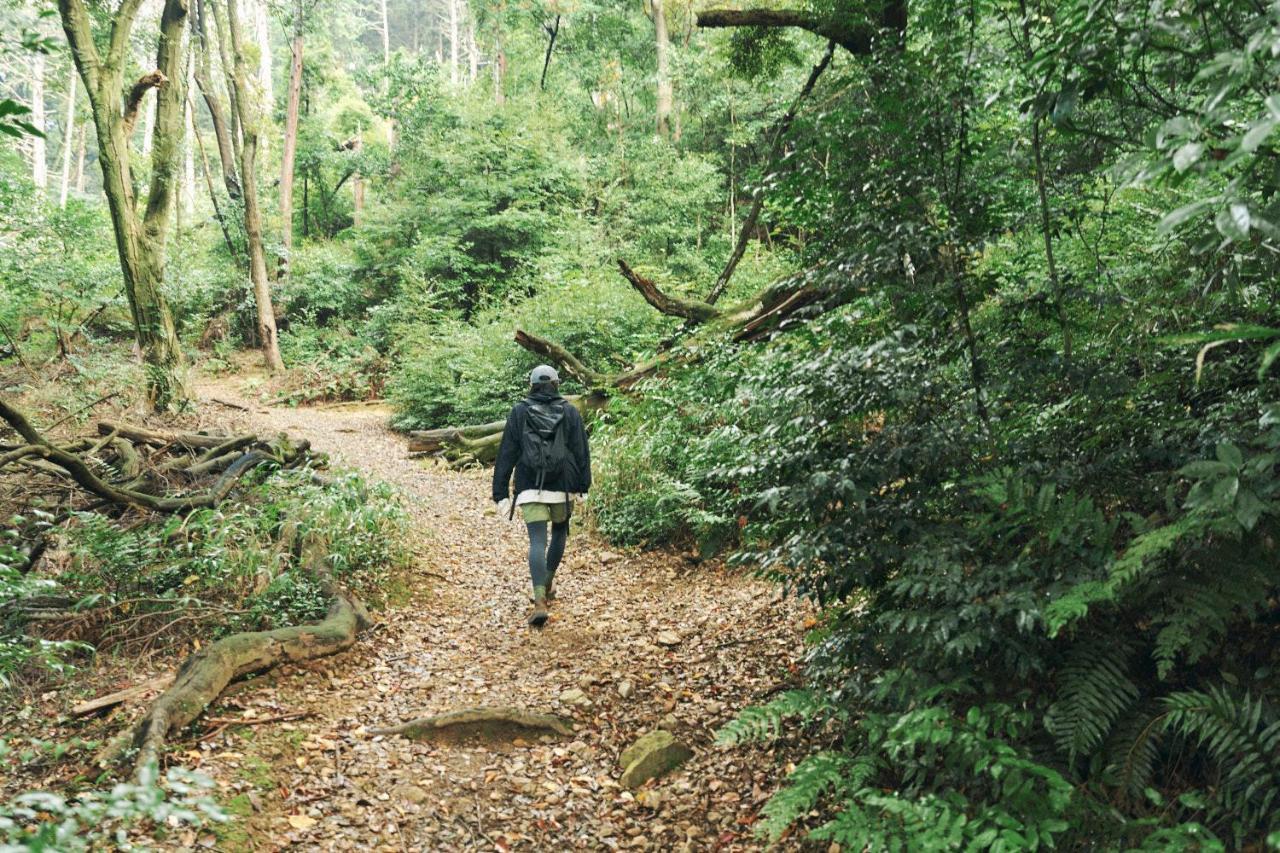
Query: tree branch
123,71,167,137
617,260,721,324
695,5,904,54
707,40,836,305
57,0,103,95
513,330,610,387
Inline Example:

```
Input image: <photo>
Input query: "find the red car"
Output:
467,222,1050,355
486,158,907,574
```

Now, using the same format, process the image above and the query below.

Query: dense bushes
0,467,406,689
579,1,1280,846
390,274,677,429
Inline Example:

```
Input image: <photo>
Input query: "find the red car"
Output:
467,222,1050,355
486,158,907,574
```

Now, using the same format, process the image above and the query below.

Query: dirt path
188,378,809,851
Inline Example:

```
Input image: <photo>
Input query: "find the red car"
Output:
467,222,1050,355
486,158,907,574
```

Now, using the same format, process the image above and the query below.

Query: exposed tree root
371,706,571,743
99,547,373,780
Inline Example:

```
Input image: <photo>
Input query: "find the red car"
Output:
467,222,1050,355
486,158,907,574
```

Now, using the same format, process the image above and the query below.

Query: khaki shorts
520,501,572,524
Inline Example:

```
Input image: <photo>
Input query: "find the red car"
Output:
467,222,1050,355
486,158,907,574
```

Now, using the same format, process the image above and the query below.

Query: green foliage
0,762,225,851
2,468,405,689
390,275,674,429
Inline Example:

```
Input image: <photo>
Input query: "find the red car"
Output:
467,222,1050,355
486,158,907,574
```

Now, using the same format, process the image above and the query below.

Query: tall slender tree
279,0,304,274
651,0,672,137
57,60,77,207
30,46,48,189
219,0,285,371
57,0,191,409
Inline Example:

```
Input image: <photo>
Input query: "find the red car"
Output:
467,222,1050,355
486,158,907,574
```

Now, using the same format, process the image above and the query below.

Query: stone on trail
617,679,634,699
618,730,693,789
655,630,681,647
558,687,592,708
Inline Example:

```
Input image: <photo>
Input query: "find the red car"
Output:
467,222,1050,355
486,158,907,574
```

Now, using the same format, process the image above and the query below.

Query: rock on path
189,380,810,851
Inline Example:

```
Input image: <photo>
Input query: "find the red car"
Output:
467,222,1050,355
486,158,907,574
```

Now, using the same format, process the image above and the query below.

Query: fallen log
96,420,232,450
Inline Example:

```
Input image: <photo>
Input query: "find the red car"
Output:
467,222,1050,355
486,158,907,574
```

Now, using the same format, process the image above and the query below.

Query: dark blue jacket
492,392,592,502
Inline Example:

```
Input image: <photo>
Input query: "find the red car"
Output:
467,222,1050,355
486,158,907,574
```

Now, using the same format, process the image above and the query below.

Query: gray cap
529,365,560,385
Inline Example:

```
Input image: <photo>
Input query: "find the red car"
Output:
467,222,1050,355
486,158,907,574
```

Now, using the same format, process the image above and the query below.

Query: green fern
757,752,877,841
1045,515,1207,636
1103,702,1165,799
1163,687,1280,840
1044,637,1139,763
715,689,834,746
1150,565,1270,678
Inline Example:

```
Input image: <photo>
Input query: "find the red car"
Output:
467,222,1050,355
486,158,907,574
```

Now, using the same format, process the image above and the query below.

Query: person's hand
496,497,512,517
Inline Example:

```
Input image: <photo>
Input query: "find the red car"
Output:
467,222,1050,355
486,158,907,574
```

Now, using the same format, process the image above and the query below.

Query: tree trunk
57,0,192,410
652,0,672,138
58,62,77,207
141,89,156,154
449,0,460,85
279,17,303,274
31,49,48,190
222,0,285,372
493,18,506,105
351,134,364,225
254,0,272,157
194,0,241,199
380,0,390,62
74,123,86,193
182,53,196,221
467,9,478,82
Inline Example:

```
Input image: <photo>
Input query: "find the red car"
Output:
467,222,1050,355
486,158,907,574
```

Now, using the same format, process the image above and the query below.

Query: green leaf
1258,341,1280,379
1215,203,1251,241
1173,142,1204,172
1158,198,1214,234
1242,118,1277,153
1216,442,1243,468
1235,489,1264,531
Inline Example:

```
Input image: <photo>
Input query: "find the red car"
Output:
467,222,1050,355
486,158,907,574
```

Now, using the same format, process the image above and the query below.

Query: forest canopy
2,0,1280,847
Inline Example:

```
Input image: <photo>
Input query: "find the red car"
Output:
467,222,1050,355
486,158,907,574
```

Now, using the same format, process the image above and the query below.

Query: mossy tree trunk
57,0,192,411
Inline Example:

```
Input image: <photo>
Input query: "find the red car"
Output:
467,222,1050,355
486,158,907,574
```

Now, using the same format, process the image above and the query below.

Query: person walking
492,365,592,627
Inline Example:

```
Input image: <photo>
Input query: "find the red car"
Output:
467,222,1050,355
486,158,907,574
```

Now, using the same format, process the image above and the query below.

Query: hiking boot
528,597,549,627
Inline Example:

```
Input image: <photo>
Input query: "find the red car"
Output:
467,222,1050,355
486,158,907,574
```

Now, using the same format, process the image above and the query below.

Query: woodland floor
12,368,814,851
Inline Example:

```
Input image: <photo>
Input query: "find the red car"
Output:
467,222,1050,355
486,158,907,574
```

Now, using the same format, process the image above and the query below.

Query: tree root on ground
99,574,372,780
371,707,571,743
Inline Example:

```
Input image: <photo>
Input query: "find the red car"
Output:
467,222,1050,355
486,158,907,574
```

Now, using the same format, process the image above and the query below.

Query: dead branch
513,329,610,387
707,41,836,304
617,259,721,324
0,399,312,512
695,3,905,55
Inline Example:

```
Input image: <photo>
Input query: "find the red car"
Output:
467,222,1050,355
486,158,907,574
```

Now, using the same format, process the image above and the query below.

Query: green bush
389,273,677,429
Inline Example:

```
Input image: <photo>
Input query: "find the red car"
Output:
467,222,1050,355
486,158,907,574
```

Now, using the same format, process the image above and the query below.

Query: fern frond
1045,515,1207,636
1045,637,1139,763
1151,564,1270,678
757,752,877,841
715,689,835,746
1103,702,1165,799
1163,686,1280,839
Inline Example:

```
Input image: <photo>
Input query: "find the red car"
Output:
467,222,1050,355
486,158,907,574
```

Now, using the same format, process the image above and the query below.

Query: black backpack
520,399,573,493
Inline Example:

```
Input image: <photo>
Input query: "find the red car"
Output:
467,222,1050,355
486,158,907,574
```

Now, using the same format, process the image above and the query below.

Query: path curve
192,379,808,852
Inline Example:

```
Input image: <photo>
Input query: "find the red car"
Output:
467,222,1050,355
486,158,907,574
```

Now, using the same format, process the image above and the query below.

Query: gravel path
190,378,809,852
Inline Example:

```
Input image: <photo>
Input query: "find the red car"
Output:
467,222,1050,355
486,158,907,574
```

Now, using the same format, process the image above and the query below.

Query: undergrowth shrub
390,274,676,429
5,467,406,687
0,761,225,851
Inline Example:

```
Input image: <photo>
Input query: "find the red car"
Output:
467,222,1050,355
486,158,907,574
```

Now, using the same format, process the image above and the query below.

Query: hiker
492,365,592,627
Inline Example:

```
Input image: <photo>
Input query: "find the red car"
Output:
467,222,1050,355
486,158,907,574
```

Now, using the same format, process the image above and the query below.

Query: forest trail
186,374,809,851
